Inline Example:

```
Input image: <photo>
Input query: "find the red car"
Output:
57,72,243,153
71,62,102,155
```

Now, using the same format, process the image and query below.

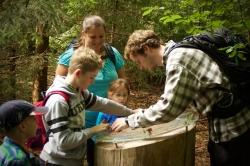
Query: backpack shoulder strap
104,43,116,67
66,37,78,50
43,91,70,106
42,91,70,138
166,36,227,72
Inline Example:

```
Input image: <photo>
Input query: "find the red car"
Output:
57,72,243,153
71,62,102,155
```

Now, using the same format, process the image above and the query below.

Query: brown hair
109,79,130,95
124,30,161,60
68,47,102,74
74,15,106,48
82,15,106,33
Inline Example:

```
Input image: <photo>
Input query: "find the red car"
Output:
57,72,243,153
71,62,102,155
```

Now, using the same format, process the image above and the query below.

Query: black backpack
66,38,116,66
165,28,250,119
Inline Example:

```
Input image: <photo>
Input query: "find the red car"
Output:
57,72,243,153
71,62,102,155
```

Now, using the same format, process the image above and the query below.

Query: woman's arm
55,48,73,76
117,67,126,79
111,47,127,79
55,64,68,76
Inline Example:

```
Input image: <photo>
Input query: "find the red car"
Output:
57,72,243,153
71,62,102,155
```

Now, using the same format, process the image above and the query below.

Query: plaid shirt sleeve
127,64,199,128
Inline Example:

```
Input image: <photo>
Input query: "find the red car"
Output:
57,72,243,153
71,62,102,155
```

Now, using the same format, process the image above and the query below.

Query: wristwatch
124,117,129,126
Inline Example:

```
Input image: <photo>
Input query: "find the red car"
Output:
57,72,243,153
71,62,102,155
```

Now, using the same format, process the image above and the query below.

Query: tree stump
94,111,197,166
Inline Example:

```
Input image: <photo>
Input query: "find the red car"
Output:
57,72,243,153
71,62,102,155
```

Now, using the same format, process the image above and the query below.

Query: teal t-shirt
58,46,125,128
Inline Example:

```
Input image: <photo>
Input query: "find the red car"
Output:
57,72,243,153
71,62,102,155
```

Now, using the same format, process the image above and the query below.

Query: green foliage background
0,0,249,101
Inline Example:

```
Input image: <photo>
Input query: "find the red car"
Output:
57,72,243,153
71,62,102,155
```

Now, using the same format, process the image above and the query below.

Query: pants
39,159,62,166
208,129,250,166
86,138,95,166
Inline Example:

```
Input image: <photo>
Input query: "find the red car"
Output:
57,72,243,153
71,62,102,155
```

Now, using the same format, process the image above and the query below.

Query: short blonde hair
68,47,102,74
124,30,161,60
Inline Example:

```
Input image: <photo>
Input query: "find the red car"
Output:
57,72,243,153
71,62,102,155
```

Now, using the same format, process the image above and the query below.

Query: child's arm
45,95,108,151
96,113,118,125
82,90,133,116
89,123,109,134
96,112,104,125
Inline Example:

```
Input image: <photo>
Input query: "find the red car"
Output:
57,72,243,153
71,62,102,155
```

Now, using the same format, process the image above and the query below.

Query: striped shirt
40,76,133,165
127,41,250,143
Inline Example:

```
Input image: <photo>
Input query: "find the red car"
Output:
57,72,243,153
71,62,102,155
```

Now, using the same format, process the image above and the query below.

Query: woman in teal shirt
55,15,125,166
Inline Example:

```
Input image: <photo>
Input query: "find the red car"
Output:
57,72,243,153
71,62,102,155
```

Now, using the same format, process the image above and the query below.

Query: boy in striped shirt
40,47,133,165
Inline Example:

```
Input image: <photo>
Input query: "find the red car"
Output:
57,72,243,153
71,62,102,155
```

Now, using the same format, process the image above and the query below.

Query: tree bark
9,49,16,100
95,122,196,166
110,0,118,44
0,48,16,104
31,23,49,103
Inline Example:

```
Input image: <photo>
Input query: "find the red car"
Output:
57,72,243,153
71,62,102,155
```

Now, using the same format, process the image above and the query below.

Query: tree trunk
9,50,16,100
95,112,197,166
0,48,16,103
110,0,118,44
32,23,49,103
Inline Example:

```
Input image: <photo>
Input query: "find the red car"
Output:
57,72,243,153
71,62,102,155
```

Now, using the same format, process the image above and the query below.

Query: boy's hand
90,123,109,134
111,118,129,132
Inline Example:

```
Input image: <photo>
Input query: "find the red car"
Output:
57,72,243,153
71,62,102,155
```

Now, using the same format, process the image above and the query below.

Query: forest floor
127,86,210,166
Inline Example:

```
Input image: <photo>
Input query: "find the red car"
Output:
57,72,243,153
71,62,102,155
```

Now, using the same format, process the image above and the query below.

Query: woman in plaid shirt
112,30,250,166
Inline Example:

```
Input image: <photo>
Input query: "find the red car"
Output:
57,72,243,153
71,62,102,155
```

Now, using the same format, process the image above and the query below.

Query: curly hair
124,30,161,60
